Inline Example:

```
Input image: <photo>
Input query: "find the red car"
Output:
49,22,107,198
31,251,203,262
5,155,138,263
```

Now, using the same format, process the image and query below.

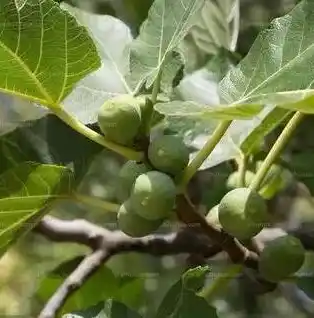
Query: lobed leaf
130,0,205,89
218,0,314,156
61,4,133,123
0,0,100,107
189,0,239,54
0,162,74,257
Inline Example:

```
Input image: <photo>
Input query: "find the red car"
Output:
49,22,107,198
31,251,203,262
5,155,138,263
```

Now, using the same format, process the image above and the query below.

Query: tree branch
38,249,110,318
36,215,221,318
279,283,314,316
176,194,259,268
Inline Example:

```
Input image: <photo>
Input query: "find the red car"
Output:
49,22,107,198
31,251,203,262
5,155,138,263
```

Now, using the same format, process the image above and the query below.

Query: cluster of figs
97,95,306,283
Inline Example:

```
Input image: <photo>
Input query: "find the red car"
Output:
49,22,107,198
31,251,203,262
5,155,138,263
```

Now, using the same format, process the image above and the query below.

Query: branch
36,215,221,318
38,250,110,318
176,194,259,268
279,282,314,316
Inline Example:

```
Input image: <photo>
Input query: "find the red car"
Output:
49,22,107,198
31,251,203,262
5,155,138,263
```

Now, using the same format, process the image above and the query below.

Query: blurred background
1,0,314,317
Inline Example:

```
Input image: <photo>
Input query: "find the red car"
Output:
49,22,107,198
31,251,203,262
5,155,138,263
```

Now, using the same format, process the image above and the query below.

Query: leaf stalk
249,111,304,191
52,107,144,161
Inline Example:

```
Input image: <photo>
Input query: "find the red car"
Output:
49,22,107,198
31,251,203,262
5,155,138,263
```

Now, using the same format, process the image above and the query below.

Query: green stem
73,193,120,213
151,70,162,105
238,155,248,188
179,120,232,188
144,70,163,135
249,111,304,191
52,107,144,161
198,264,242,302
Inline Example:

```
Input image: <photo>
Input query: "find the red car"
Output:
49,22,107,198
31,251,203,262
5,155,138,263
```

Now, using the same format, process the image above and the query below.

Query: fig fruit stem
249,111,304,192
144,70,163,135
238,155,248,188
151,70,162,105
198,264,242,302
52,107,144,161
73,193,120,213
179,120,232,189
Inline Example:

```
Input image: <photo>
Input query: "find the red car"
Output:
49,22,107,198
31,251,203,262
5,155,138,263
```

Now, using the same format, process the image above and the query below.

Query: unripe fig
258,235,305,282
130,171,176,220
206,205,221,228
97,95,142,145
226,171,255,189
148,135,189,176
218,188,268,240
116,160,150,202
117,200,163,237
256,162,293,199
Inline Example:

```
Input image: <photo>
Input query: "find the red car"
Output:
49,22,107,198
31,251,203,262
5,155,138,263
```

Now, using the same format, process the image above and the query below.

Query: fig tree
117,200,163,237
148,135,189,176
97,95,142,145
130,171,176,220
258,235,305,282
226,170,255,189
116,160,150,202
218,188,268,240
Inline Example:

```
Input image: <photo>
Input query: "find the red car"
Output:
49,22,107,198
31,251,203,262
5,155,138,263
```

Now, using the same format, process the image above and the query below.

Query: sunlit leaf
0,162,74,257
189,0,239,54
130,0,205,89
220,0,314,107
0,0,100,106
61,4,133,124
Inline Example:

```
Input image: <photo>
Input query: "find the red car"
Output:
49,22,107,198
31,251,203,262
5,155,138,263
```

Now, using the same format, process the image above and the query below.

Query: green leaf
36,258,120,314
220,0,314,107
182,266,210,292
0,115,102,180
0,0,100,106
160,51,184,94
63,300,142,318
130,0,205,89
189,0,239,54
155,100,263,120
241,108,292,155
60,3,133,124
155,266,218,318
0,162,73,257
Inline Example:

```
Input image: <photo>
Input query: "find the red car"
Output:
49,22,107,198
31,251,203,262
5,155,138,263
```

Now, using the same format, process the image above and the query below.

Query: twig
38,250,110,318
176,194,259,268
279,282,314,316
35,216,221,318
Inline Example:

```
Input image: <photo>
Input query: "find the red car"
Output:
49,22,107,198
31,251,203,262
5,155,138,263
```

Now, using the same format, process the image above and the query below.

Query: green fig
130,171,176,220
97,95,142,145
218,188,268,240
148,135,189,176
226,170,255,189
206,205,221,228
258,235,305,282
117,200,163,237
116,160,150,202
